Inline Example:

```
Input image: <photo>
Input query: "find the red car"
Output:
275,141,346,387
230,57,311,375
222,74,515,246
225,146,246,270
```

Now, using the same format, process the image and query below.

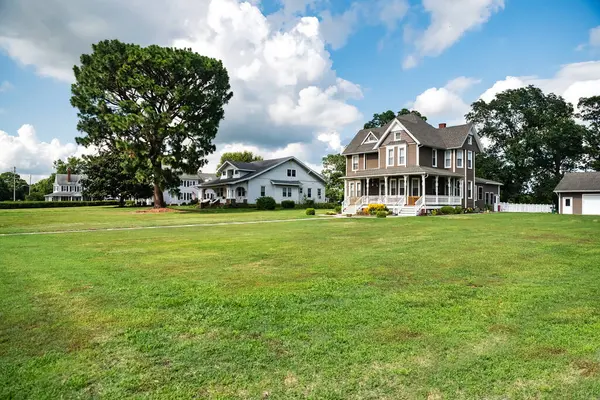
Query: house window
287,169,296,177
260,186,266,197
485,192,490,204
390,179,397,196
282,187,292,197
432,149,437,167
565,198,571,207
467,151,473,169
456,150,464,168
307,188,312,198
299,187,303,194
236,187,246,197
398,146,406,166
399,179,405,196
387,148,394,166
350,183,355,197
394,131,402,141
352,155,359,171
468,181,473,199
357,183,361,197
317,188,322,199
468,135,473,145
445,150,451,168
478,186,483,200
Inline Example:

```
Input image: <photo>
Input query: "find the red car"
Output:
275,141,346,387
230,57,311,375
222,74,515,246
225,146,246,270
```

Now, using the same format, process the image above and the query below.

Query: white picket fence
498,202,552,213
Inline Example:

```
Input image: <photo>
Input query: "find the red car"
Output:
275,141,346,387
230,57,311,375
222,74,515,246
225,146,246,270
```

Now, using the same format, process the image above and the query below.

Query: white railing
498,203,552,213
425,195,462,205
395,196,405,209
414,196,425,216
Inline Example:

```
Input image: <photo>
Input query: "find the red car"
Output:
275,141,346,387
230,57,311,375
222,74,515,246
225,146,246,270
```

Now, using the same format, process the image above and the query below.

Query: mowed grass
0,206,325,234
1,211,600,399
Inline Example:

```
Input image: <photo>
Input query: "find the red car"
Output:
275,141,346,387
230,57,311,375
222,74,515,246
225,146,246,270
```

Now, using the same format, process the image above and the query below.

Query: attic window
394,131,402,141
467,135,473,145
364,132,378,144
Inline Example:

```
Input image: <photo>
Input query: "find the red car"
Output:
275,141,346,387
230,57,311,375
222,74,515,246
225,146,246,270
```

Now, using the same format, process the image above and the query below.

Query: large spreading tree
467,85,586,203
363,108,427,129
0,172,29,201
71,40,233,207
577,96,600,171
321,153,345,203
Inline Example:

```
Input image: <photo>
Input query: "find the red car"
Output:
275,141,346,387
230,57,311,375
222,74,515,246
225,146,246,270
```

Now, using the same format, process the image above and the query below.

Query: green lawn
1,211,599,399
0,206,326,234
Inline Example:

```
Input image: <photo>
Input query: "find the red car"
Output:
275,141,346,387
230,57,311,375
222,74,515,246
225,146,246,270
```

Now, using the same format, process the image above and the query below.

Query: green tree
577,96,600,171
81,152,153,205
467,85,585,203
53,157,85,174
0,172,29,201
363,109,428,129
71,39,233,208
216,151,263,174
27,174,56,201
321,153,346,203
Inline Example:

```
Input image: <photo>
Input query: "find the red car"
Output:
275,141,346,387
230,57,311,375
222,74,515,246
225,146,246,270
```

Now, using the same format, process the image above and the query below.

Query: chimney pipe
67,167,71,183
438,123,447,129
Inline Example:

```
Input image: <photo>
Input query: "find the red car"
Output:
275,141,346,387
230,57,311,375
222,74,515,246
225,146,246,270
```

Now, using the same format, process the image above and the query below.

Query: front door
563,197,573,214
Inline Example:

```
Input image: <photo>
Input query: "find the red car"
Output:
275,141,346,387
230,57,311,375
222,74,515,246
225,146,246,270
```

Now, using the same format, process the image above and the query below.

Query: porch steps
398,205,417,216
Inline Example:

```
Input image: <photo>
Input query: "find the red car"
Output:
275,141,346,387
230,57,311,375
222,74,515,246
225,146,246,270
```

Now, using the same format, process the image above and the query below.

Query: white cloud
317,131,342,152
591,26,600,47
404,0,504,69
410,76,480,122
0,0,364,173
0,124,94,176
0,81,13,92
445,76,481,94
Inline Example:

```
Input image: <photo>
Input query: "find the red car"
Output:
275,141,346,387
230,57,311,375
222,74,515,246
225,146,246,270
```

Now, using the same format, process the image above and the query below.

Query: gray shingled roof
439,124,473,148
270,180,302,186
554,172,600,192
200,157,323,188
55,174,86,185
475,177,503,186
341,127,385,155
343,166,464,179
343,114,475,154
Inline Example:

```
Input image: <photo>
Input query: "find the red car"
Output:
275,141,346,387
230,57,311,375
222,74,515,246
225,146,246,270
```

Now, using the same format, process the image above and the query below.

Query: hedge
0,200,120,209
256,196,276,210
281,200,295,209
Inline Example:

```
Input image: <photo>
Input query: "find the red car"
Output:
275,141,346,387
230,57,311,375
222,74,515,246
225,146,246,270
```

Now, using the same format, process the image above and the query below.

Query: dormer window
363,132,378,144
393,131,402,141
467,135,473,145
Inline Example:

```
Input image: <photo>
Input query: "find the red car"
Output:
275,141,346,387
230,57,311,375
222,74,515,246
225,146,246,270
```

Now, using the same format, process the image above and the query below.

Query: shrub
305,208,315,215
295,202,336,210
0,200,120,209
465,207,474,213
125,200,135,207
256,196,276,210
281,200,295,209
190,198,199,205
334,205,342,214
366,203,388,215
454,206,463,214
304,199,315,207
431,209,438,216
439,206,455,215
325,211,337,216
376,210,387,218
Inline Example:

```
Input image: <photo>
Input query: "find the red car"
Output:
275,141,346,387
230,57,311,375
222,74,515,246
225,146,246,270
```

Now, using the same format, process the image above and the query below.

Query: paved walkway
0,217,335,238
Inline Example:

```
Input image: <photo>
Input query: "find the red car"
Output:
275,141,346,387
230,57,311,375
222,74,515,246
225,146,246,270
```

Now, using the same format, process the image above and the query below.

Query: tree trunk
119,195,125,208
153,183,165,208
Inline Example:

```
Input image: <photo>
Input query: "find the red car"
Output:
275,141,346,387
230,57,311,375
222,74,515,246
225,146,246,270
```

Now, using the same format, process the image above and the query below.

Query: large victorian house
342,113,501,215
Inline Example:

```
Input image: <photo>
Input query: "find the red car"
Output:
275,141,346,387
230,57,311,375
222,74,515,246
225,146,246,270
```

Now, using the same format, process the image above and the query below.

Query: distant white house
164,173,216,205
45,171,85,202
198,156,326,204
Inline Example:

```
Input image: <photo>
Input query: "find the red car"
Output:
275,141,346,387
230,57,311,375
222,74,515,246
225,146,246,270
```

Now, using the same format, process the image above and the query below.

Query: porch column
435,176,439,204
404,175,409,205
366,178,370,202
344,180,348,200
384,176,388,204
459,178,464,207
448,178,452,199
421,174,426,206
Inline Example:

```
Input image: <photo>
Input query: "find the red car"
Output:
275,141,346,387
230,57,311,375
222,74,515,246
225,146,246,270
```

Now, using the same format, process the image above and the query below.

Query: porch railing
424,195,462,205
414,196,425,216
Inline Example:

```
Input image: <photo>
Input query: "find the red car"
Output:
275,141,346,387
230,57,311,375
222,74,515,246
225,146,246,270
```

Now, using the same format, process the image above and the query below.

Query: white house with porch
198,157,326,205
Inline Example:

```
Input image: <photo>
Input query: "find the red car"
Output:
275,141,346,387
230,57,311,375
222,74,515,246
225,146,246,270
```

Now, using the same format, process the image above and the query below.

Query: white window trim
352,155,359,171
386,147,395,167
468,181,473,199
467,151,473,169
394,131,402,141
456,150,464,168
444,150,452,169
398,144,407,166
432,149,437,167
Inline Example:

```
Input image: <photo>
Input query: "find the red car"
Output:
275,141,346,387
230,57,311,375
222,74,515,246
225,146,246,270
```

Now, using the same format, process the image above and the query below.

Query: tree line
321,88,600,205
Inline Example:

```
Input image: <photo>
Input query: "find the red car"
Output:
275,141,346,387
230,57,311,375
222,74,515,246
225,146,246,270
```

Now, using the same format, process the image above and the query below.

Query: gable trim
373,118,421,149
360,131,378,145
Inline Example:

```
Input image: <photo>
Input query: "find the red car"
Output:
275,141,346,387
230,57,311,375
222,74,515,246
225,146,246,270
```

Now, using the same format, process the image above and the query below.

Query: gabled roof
554,172,600,192
55,174,86,185
199,157,324,187
343,114,481,154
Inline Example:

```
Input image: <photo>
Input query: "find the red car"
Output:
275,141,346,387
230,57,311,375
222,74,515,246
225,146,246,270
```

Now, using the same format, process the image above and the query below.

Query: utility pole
13,166,16,201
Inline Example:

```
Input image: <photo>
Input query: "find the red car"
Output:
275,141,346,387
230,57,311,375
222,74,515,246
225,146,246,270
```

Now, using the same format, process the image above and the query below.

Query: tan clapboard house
341,113,501,215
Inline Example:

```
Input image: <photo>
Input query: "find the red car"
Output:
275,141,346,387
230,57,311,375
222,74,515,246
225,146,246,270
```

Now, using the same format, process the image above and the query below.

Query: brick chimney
67,167,71,183
438,123,447,129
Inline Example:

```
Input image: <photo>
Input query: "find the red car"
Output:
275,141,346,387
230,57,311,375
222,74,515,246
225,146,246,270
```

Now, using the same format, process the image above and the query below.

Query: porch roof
270,180,302,186
342,166,463,179
45,192,83,197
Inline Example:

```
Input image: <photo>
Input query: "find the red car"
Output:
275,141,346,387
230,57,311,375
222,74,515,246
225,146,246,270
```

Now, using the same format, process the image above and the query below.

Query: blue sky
1,0,599,180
